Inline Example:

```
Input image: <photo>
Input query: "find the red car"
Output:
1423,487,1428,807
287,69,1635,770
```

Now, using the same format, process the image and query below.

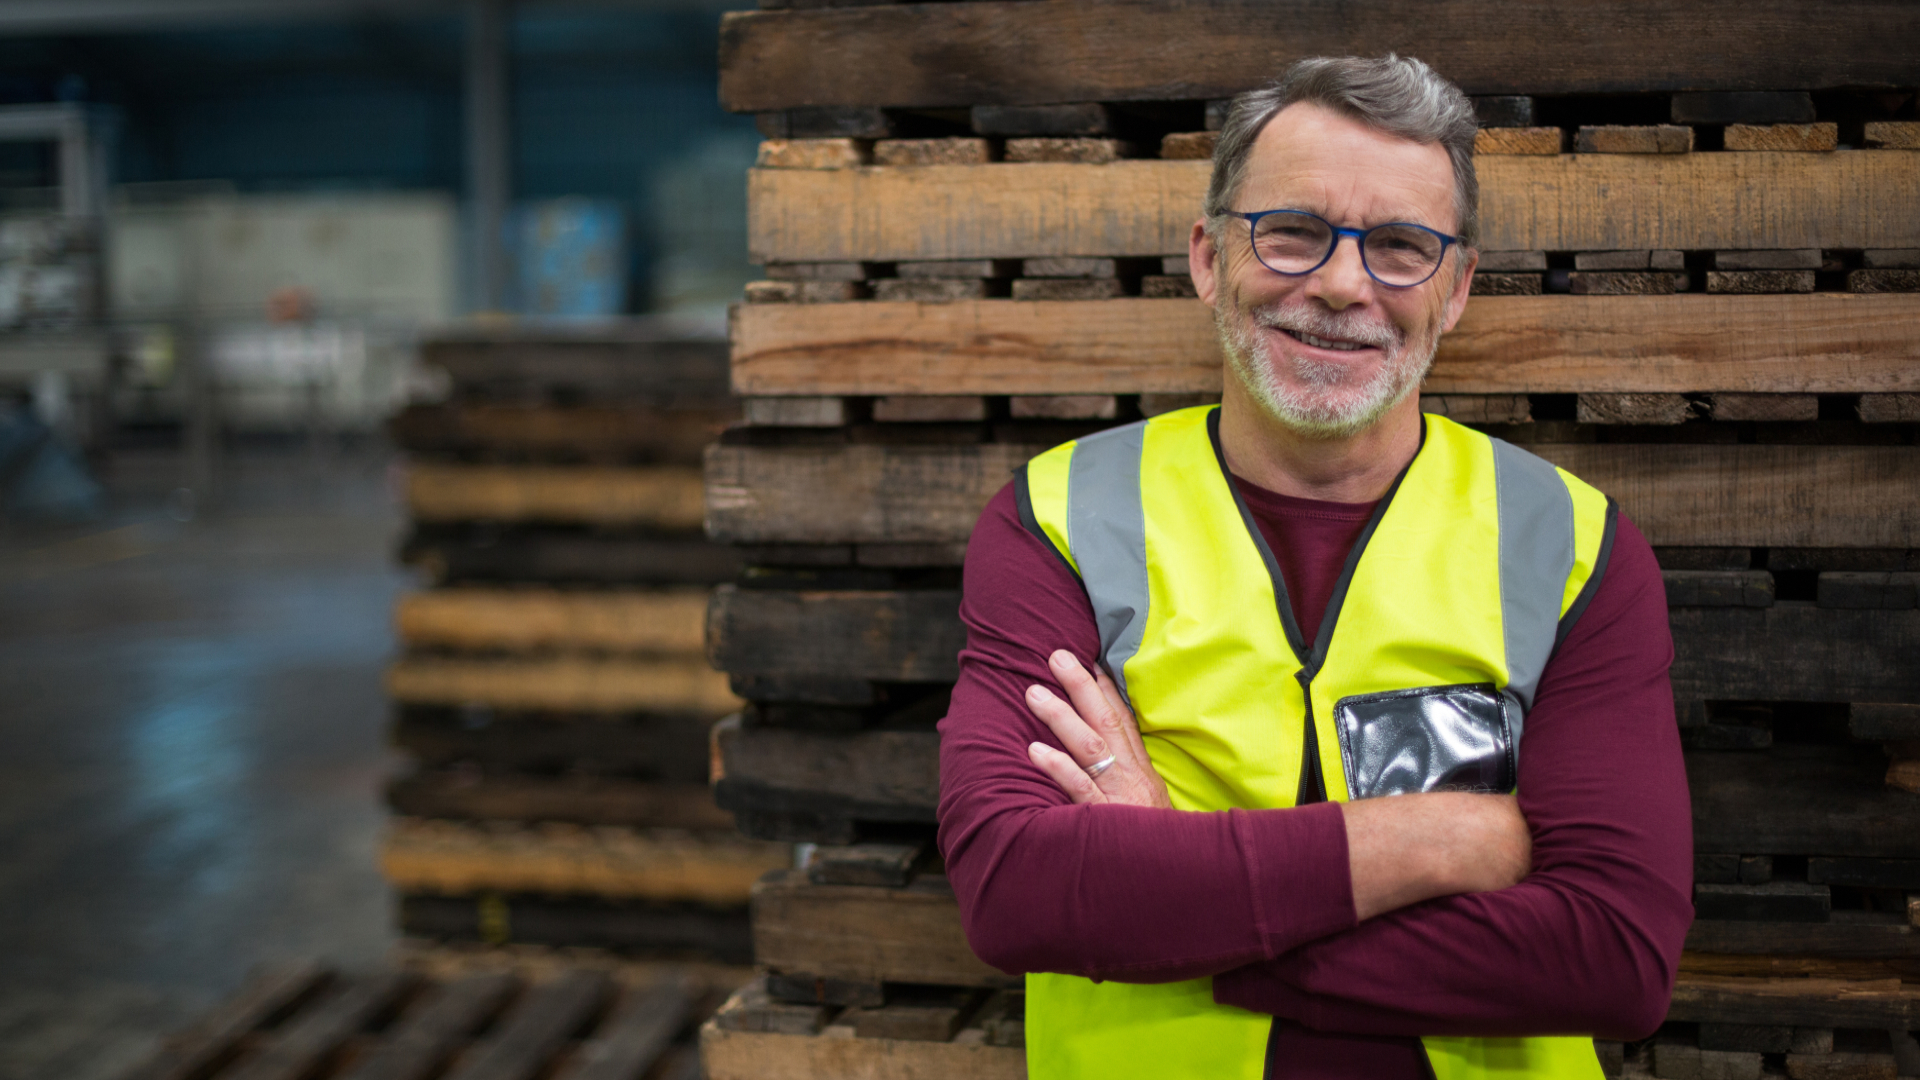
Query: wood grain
1534,444,1920,548
705,440,1920,549
386,774,735,831
380,818,788,904
1691,747,1920,859
396,588,710,654
407,465,706,528
746,153,1920,263
700,1014,1024,1080
1666,974,1920,1029
753,870,1012,988
718,0,1920,111
386,655,741,715
711,590,1920,705
730,295,1920,397
389,404,730,464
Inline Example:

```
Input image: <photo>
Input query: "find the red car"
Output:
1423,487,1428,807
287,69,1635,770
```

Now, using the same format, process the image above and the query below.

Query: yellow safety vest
1014,406,1617,1080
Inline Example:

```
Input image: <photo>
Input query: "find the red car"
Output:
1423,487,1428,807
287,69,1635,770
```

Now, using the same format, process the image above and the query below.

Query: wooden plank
386,655,741,715
1536,445,1920,549
396,588,709,654
392,710,712,781
714,718,941,821
717,1,1920,111
398,894,751,960
1669,606,1920,705
407,465,705,528
380,819,790,903
401,529,742,587
338,971,518,1080
700,1013,1024,1080
752,870,1012,989
706,440,1920,549
386,774,735,830
729,295,1920,397
708,586,965,682
745,153,1920,263
423,332,728,404
808,842,926,888
1693,882,1831,923
712,590,1920,705
1686,917,1920,961
389,404,730,464
705,442,1037,546
553,973,698,1080
1667,975,1920,1029
225,972,414,1080
442,969,611,1080
1691,747,1920,859
123,963,331,1080
1853,704,1920,741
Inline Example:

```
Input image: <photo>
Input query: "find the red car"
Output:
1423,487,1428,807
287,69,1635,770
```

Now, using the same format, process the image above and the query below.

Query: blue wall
0,6,757,310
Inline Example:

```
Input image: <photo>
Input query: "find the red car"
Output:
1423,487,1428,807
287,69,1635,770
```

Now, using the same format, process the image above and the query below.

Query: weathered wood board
380,818,789,904
747,154,1920,263
701,1011,1024,1080
719,0,1920,110
423,330,729,404
705,442,1920,549
402,528,743,587
400,893,754,962
730,295,1920,397
407,465,706,528
391,709,714,781
387,774,735,831
712,588,1920,706
391,403,732,463
386,655,741,715
125,965,704,1080
753,870,1013,989
396,588,710,654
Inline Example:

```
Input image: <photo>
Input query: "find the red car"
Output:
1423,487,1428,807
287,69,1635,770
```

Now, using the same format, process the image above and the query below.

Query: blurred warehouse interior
0,0,758,519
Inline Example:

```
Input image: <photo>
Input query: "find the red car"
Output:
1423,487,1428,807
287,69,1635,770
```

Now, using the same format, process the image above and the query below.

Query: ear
1189,219,1221,309
1438,246,1479,333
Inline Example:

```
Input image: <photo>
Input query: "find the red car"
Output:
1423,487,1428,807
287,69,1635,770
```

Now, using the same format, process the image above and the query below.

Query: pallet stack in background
380,322,789,963
693,4,1920,1078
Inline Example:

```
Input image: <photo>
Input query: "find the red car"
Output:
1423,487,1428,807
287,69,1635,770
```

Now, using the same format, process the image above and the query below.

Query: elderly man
936,55,1693,1080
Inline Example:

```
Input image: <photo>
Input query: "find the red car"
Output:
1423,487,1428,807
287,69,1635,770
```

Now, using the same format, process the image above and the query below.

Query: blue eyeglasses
1225,209,1459,288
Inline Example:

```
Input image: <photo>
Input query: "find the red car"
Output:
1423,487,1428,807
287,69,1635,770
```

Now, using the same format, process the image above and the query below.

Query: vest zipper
1295,670,1326,805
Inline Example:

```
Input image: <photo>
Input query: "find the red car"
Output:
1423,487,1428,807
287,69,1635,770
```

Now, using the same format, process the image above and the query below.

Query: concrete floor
0,443,409,1080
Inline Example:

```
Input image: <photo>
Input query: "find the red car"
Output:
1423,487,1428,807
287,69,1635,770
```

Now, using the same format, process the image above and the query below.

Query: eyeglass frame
1222,208,1461,289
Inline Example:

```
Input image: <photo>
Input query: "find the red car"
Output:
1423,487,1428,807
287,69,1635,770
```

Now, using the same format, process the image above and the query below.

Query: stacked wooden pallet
383,323,787,961
699,4,1920,1077
121,960,721,1080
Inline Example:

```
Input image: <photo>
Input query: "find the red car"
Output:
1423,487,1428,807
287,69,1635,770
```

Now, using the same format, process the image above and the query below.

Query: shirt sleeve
936,482,1359,982
1210,514,1694,1040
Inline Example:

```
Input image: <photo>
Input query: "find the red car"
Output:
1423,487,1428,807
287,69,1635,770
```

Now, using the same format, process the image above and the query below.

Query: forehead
1235,101,1456,228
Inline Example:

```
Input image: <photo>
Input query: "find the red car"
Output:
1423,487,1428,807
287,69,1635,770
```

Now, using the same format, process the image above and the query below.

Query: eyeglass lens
1251,213,1444,286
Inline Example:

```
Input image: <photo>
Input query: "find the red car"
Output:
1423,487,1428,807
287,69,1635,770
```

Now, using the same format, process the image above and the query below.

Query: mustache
1249,300,1402,350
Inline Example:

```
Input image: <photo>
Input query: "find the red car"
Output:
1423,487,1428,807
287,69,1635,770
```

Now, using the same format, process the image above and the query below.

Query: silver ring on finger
1085,754,1117,779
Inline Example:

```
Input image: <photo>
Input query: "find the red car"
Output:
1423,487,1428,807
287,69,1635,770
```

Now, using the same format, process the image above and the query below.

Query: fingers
1090,665,1152,761
1024,682,1110,768
1028,741,1107,804
1050,651,1150,768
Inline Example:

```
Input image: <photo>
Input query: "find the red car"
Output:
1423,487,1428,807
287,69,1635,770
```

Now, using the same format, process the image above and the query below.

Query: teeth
1292,330,1366,351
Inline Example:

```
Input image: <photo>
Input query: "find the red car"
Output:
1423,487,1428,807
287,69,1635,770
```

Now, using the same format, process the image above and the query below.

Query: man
936,55,1693,1080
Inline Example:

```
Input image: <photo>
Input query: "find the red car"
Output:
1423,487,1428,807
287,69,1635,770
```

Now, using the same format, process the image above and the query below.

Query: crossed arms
933,484,1694,1040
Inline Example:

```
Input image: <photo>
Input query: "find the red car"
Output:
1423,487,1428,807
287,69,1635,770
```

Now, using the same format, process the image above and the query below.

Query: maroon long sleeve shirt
936,469,1694,1078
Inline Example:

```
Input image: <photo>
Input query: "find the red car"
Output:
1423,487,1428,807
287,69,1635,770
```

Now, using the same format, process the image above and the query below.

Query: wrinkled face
1199,102,1475,438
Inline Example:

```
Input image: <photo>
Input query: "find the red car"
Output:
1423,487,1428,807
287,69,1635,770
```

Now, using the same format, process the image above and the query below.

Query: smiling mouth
1278,327,1374,352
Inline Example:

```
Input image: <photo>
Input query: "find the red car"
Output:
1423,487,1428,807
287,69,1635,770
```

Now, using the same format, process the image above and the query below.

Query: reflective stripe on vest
1014,406,1617,1080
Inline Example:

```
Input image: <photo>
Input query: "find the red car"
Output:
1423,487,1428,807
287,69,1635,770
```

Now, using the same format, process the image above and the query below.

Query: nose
1304,232,1375,311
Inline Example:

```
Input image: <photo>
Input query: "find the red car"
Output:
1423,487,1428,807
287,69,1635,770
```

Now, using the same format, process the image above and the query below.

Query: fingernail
1027,742,1048,758
1026,684,1054,703
1050,650,1076,671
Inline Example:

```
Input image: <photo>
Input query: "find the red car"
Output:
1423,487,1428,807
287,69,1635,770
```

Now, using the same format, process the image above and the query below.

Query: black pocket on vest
1332,683,1516,799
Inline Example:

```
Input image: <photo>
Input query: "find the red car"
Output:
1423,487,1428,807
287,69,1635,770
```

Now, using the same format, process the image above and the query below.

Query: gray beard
1216,295,1439,439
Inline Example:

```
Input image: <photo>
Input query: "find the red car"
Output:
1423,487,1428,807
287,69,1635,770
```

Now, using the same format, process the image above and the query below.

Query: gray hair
1204,54,1479,249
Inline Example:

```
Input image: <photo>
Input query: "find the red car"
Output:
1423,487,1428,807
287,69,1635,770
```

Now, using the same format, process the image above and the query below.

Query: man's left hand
1025,650,1173,809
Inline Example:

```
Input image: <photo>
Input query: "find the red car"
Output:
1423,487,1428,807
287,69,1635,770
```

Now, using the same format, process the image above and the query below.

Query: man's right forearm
1344,792,1531,920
